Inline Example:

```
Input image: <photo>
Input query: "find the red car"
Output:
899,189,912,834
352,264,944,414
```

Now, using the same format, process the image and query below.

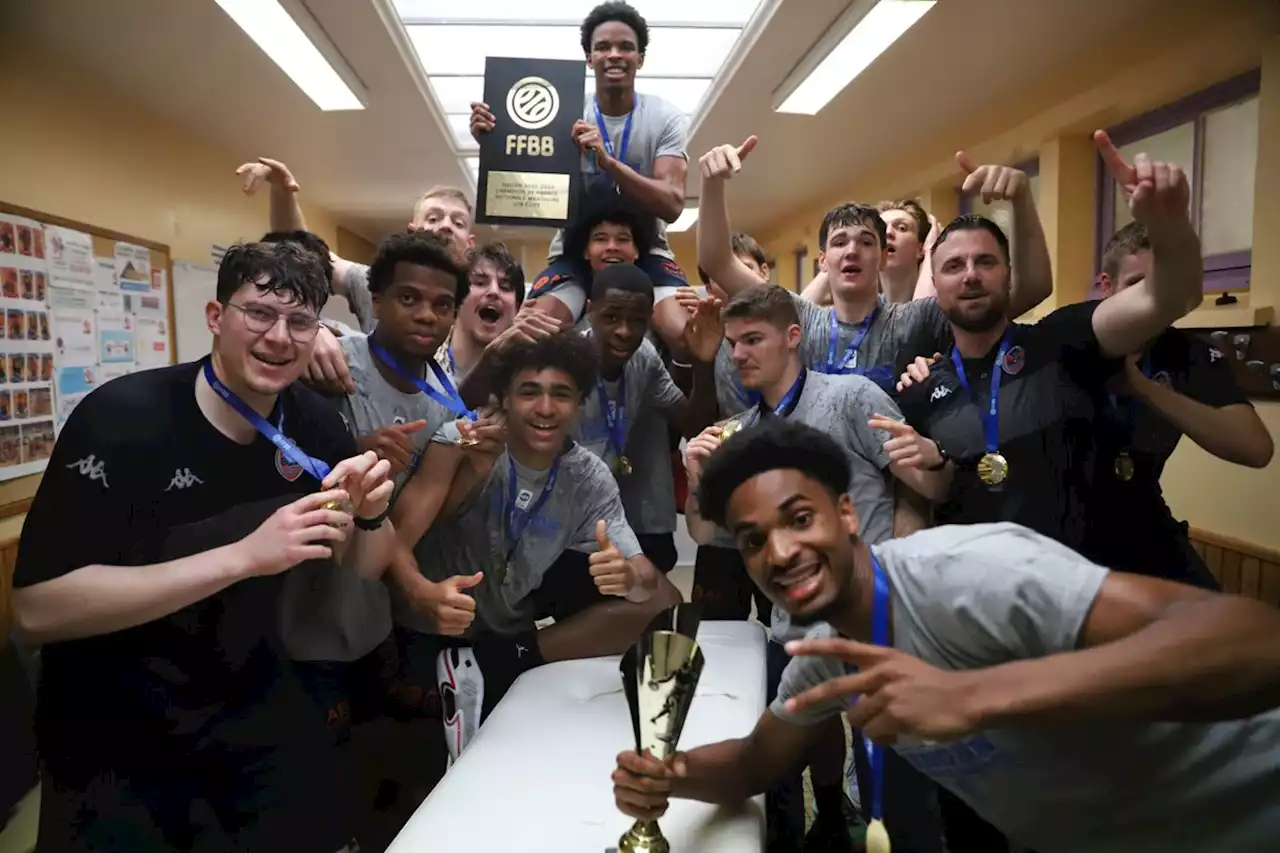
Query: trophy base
618,820,669,853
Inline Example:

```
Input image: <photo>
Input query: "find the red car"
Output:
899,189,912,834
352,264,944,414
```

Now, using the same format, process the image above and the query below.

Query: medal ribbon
369,338,477,421
861,551,892,824
202,358,331,482
593,96,635,185
504,457,560,564
596,376,627,464
950,329,1014,457
825,307,877,374
757,368,808,419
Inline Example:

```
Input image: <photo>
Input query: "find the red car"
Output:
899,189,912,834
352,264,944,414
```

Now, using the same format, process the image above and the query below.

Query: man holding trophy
611,420,1280,853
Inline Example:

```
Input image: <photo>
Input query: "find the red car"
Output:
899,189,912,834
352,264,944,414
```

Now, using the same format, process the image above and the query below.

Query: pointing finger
954,150,979,174
738,135,758,160
1093,130,1135,185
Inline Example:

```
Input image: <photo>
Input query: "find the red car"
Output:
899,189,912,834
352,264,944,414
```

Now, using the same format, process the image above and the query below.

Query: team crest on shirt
275,448,304,482
1154,370,1172,387
393,415,406,425
1002,345,1026,375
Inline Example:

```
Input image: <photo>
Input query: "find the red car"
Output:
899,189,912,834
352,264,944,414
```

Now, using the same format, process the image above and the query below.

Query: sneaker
437,647,484,761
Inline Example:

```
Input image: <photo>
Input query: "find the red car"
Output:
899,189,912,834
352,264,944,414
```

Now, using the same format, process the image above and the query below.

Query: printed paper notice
135,316,170,367
115,242,151,293
45,226,95,289
93,257,116,292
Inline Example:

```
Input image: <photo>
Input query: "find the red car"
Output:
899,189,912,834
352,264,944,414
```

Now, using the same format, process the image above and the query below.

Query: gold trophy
717,414,748,441
618,604,705,853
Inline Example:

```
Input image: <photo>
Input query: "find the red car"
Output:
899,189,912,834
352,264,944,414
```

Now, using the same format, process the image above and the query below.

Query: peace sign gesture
1094,129,1191,237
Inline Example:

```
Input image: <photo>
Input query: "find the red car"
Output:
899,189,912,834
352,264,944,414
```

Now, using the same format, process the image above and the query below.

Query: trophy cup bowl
618,605,705,853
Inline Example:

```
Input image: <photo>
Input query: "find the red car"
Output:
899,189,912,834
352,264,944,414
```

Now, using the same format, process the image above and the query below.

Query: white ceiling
6,0,1190,246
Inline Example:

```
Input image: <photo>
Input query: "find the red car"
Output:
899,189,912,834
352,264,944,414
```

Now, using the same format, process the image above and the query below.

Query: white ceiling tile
394,0,760,26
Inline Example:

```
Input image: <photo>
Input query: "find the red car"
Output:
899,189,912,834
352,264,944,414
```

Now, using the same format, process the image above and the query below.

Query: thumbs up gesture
956,151,1030,205
420,571,484,636
588,519,635,597
699,136,758,182
1093,129,1190,238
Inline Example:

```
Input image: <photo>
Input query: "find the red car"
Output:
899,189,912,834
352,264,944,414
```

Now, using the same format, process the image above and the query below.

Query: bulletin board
0,201,176,518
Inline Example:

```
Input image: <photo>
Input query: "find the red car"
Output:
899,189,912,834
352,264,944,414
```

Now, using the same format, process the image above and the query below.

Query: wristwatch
926,442,950,471
354,507,390,531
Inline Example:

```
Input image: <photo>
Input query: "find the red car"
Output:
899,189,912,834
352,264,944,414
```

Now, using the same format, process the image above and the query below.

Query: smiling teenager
13,242,395,853
612,419,1280,853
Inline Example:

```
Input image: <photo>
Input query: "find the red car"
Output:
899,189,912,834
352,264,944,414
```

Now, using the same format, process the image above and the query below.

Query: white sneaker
437,647,484,761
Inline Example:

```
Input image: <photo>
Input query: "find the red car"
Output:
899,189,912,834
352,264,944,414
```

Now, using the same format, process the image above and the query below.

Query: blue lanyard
596,376,627,461
758,369,807,418
201,358,331,482
950,329,1014,455
593,96,634,178
1107,354,1153,430
863,551,891,823
369,337,477,421
446,343,457,378
824,307,877,373
505,457,560,562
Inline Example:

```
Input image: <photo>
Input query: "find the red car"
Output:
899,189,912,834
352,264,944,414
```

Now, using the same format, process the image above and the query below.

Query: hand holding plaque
616,604,705,853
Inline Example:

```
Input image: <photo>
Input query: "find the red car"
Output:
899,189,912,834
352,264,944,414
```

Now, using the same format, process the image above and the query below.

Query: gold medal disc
1114,451,1135,482
866,818,892,853
977,451,1009,486
616,455,633,476
719,418,743,441
455,436,480,448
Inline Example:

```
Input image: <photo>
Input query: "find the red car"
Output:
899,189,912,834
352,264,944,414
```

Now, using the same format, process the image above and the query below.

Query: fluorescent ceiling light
774,0,934,115
668,208,699,232
214,0,364,111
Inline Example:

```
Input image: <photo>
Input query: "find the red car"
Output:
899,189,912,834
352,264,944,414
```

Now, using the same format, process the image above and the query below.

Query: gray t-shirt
546,92,688,261
396,443,643,636
278,334,454,663
338,262,375,334
574,335,684,468
772,523,1280,853
716,294,950,413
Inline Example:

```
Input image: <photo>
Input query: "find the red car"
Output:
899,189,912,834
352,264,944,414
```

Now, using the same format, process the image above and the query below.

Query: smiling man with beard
611,419,1280,853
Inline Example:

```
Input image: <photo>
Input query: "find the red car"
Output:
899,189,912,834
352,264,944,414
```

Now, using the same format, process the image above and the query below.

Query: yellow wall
752,0,1279,549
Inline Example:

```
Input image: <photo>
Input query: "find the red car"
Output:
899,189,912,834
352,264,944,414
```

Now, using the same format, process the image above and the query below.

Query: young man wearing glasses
12,242,396,852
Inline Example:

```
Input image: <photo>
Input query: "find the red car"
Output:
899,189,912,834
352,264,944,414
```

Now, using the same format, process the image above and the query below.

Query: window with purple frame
1094,70,1260,298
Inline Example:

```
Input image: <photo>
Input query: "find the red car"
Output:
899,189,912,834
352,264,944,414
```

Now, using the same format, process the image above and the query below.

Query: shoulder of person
287,381,349,439
639,92,685,123
563,443,619,490
878,522,1087,586
1033,299,1102,337
69,362,192,444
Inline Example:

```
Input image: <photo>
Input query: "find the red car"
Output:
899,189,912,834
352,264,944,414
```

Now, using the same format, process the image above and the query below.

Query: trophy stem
618,818,670,853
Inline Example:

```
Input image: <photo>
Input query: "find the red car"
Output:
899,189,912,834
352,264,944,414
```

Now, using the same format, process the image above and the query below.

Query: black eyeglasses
227,302,322,341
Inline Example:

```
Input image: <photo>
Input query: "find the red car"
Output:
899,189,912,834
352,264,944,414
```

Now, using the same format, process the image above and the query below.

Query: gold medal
719,417,743,441
1114,451,1135,482
976,451,1008,486
455,436,480,448
615,455,633,476
866,818,892,853
322,497,354,527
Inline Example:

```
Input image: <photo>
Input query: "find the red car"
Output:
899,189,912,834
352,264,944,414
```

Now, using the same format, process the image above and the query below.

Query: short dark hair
491,332,600,402
590,260,653,303
723,284,800,330
581,1,649,55
216,241,329,314
931,214,1011,264
697,420,850,528
260,230,334,287
562,190,657,266
819,203,887,251
1100,221,1150,279
876,199,931,243
471,241,527,308
367,230,470,303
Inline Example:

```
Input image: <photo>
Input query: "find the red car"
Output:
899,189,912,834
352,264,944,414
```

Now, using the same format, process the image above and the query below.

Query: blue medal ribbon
950,329,1014,458
758,368,807,418
504,457,560,564
201,358,331,482
824,307,877,374
596,376,627,464
593,96,634,187
369,337,477,421
863,551,891,824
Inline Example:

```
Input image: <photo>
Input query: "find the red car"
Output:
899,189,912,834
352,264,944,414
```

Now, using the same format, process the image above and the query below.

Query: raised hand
236,489,353,576
956,151,1030,205
680,293,726,364
424,572,483,636
358,420,428,478
783,637,983,743
470,102,496,140
896,354,940,393
870,413,942,470
302,326,355,395
456,410,508,459
588,520,634,596
324,450,394,520
698,136,758,182
235,157,299,195
683,425,723,485
1094,129,1191,237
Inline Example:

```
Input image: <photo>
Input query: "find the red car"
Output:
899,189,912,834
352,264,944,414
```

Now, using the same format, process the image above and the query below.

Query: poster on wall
0,213,58,479
45,226,95,290
115,241,151,294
